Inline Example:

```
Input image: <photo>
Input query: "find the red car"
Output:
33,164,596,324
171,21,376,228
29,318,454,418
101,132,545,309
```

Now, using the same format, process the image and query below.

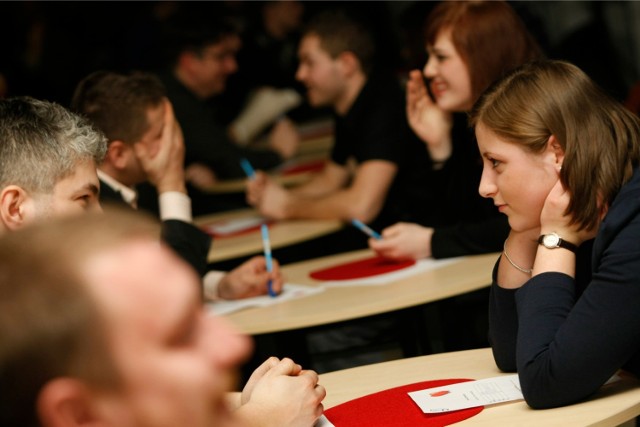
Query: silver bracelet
503,239,532,274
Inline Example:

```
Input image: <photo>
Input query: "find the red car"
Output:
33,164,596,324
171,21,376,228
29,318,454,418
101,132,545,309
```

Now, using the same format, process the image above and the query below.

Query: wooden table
200,170,314,194
224,250,498,335
194,208,343,263
201,150,329,195
319,348,640,426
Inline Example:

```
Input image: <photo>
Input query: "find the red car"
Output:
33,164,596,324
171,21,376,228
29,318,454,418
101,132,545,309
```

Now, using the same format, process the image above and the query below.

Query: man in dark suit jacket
71,71,283,300
98,176,212,277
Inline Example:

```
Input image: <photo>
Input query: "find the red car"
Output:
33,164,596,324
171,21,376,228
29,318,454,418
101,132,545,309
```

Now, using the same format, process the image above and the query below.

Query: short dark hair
161,6,240,67
303,9,376,75
71,70,166,145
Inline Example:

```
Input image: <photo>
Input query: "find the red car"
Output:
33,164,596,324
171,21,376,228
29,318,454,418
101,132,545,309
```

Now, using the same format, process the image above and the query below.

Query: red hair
425,1,542,103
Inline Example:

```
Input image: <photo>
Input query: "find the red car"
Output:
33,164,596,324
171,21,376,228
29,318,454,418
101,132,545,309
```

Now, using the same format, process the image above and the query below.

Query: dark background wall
1,1,638,107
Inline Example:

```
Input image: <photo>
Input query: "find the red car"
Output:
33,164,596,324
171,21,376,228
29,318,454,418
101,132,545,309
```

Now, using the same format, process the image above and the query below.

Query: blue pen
351,218,382,240
261,224,277,297
240,158,256,179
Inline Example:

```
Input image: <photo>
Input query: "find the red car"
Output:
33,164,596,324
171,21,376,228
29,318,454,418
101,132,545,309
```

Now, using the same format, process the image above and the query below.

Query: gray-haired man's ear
0,186,29,232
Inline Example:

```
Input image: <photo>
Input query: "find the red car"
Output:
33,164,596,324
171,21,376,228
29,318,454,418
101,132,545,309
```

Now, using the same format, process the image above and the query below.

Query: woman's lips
430,81,447,98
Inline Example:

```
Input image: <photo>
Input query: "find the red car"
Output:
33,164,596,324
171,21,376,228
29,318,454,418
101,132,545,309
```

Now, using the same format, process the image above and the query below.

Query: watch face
543,233,560,247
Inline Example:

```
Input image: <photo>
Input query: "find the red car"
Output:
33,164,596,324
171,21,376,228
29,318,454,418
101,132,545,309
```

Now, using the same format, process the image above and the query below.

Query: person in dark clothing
246,9,430,232
370,1,542,261
222,0,308,124
471,59,640,409
71,70,284,301
157,7,299,189
244,8,435,373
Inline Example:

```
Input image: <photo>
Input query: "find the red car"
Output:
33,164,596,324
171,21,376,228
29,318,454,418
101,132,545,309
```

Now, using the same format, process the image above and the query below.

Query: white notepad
408,375,523,413
203,216,266,236
206,283,325,315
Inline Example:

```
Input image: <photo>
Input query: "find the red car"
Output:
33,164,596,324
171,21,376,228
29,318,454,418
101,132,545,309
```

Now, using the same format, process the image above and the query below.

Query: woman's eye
487,157,500,168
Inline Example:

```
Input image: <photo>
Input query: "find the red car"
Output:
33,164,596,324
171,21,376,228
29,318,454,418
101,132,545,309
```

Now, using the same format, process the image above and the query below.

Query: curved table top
319,348,640,426
200,163,318,194
194,209,343,263
224,250,498,335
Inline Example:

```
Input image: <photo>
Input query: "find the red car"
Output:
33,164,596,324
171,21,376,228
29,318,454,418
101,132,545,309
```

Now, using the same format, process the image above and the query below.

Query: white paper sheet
206,283,325,315
203,215,267,236
408,375,523,413
319,257,462,287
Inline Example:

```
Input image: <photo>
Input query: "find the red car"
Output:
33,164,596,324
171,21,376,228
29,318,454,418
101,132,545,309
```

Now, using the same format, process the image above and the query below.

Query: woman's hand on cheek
541,178,601,246
406,70,453,161
540,179,590,244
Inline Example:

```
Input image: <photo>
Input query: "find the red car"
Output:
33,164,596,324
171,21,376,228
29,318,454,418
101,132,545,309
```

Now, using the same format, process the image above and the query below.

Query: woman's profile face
476,122,560,233
423,28,473,112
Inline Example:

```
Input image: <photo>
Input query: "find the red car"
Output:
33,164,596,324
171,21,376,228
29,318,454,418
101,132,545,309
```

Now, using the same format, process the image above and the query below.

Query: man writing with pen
71,70,284,301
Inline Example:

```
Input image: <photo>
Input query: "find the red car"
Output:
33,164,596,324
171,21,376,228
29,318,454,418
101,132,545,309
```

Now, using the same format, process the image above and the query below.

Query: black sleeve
514,265,640,408
491,214,640,409
431,215,510,258
181,115,283,179
162,73,284,180
161,219,212,278
487,258,519,372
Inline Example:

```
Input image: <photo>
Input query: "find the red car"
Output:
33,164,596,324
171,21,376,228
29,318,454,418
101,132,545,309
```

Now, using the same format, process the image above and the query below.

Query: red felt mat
324,379,482,427
280,159,326,176
310,255,415,281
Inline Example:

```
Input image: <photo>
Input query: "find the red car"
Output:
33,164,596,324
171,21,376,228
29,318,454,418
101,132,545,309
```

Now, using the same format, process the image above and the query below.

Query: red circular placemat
310,255,416,281
280,159,326,176
324,379,482,427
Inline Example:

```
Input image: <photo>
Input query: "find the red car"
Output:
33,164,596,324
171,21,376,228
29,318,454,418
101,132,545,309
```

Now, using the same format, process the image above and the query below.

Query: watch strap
538,233,578,253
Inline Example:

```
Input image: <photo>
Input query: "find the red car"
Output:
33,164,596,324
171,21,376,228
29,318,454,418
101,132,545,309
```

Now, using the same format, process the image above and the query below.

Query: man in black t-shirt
247,10,430,231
